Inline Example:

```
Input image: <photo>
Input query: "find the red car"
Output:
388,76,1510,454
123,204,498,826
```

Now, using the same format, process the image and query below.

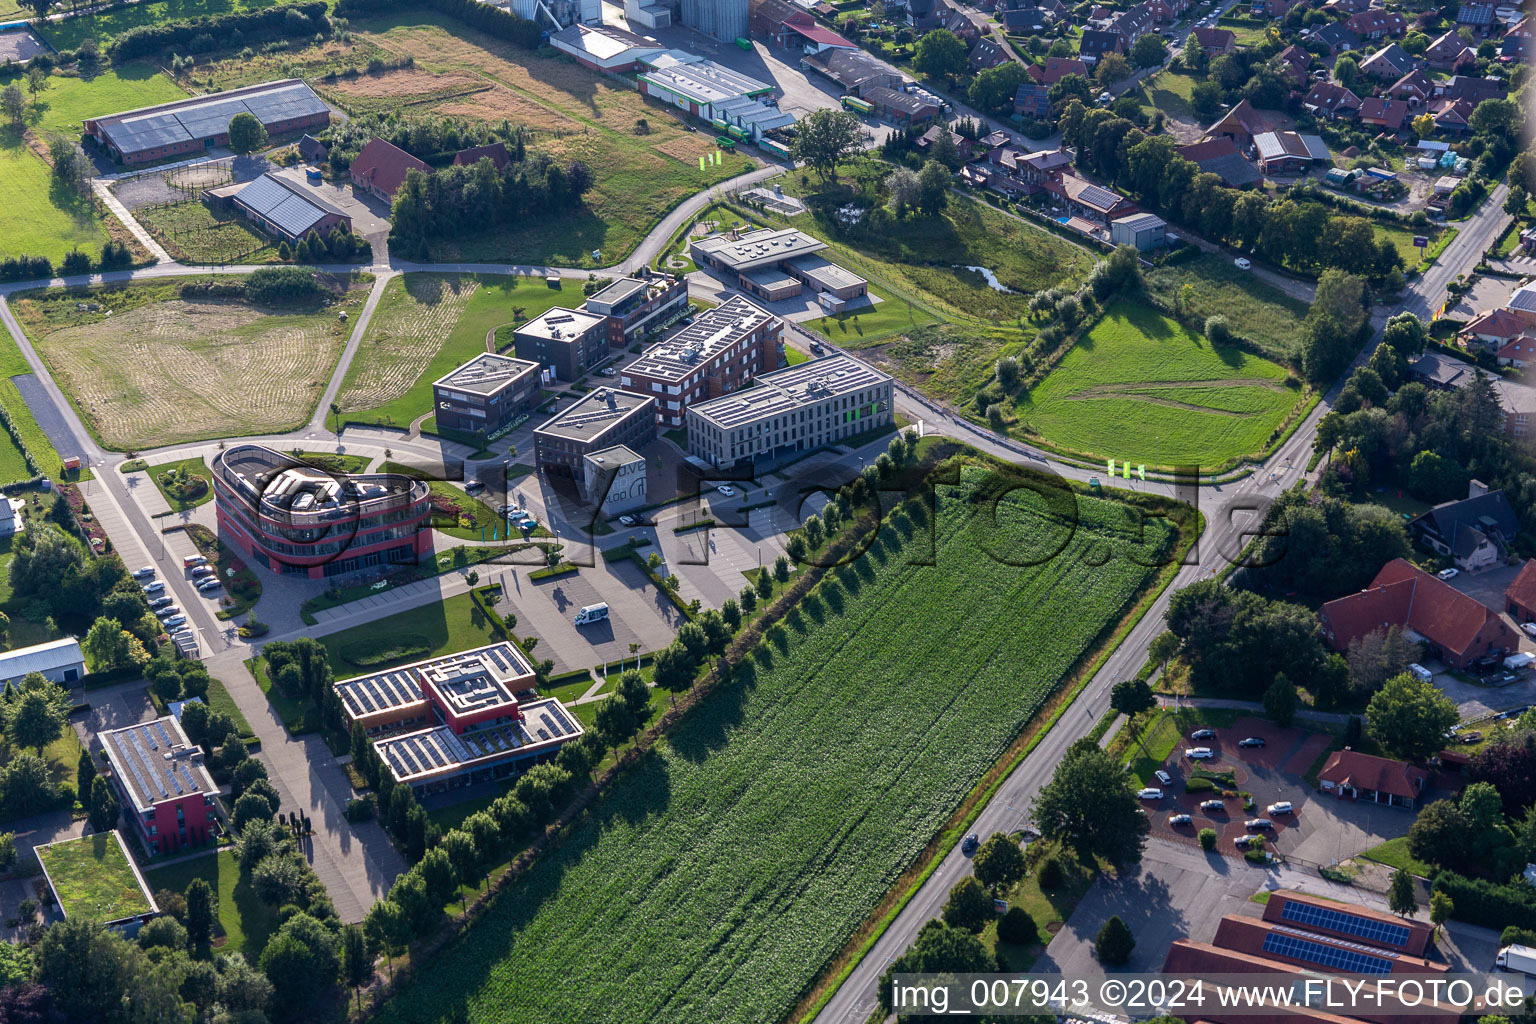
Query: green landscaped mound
37,832,154,924
1015,300,1305,468
373,465,1177,1024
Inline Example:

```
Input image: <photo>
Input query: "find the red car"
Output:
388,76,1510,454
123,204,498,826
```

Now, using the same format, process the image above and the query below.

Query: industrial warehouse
83,79,331,166
335,643,585,796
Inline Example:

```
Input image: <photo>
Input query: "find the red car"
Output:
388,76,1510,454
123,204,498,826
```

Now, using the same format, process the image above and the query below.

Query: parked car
1136,788,1163,800
1267,801,1293,815
1245,818,1273,831
163,615,187,627
1199,799,1225,812
182,555,207,569
154,605,180,618
148,596,173,609
1234,257,1251,270
1168,814,1193,826
1437,567,1459,580
1185,746,1214,760
191,565,215,578
716,484,736,496
131,566,155,579
1234,834,1260,848
1522,622,1536,639
619,515,638,526
1238,736,1265,748
142,581,165,593
198,579,222,593
961,833,979,854
1190,728,1215,740
600,367,617,377
464,480,485,493
1155,770,1173,785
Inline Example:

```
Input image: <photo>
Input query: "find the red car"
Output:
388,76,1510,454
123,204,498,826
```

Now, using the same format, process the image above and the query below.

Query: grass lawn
1144,253,1310,360
14,275,370,450
1215,15,1272,43
1128,70,1199,120
142,455,214,512
276,590,505,682
337,11,748,266
39,0,311,50
855,321,1034,406
1014,300,1305,468
36,832,152,923
27,65,186,135
336,273,587,430
135,201,280,265
204,675,257,743
1358,836,1432,877
0,725,85,797
1106,707,1243,785
0,129,112,266
0,424,34,484
985,841,1100,970
372,467,1176,1024
425,789,505,833
143,849,277,957
805,281,942,345
1375,222,1440,268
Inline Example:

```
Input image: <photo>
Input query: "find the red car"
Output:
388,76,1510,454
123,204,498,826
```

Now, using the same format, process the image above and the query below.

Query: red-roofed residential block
1318,557,1519,669
1316,749,1430,808
1504,558,1536,621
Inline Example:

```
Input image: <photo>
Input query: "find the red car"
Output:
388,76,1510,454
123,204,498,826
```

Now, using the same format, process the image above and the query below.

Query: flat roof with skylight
434,352,541,396
692,227,827,272
627,295,778,384
535,388,655,444
98,717,216,815
517,306,608,343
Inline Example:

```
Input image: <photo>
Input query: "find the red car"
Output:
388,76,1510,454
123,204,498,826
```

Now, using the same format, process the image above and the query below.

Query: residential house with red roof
1344,8,1406,38
1358,41,1414,79
1044,173,1136,222
1496,338,1535,369
1431,96,1476,132
1424,29,1476,69
1303,80,1363,118
1193,25,1238,53
1504,558,1536,621
1317,750,1430,808
1386,68,1433,104
1461,308,1536,351
350,138,431,201
1041,55,1089,83
1206,98,1278,148
1274,43,1311,85
452,142,512,170
1358,96,1411,130
1318,557,1519,668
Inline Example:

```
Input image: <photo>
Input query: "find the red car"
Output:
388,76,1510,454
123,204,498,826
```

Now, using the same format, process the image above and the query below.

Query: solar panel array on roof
1076,183,1120,209
336,665,426,720
233,174,334,239
98,81,328,157
1261,929,1396,974
1279,899,1411,947
374,699,582,784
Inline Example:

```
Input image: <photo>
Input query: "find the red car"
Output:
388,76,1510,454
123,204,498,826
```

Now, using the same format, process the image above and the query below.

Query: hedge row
334,0,542,48
1431,870,1536,932
107,1,328,60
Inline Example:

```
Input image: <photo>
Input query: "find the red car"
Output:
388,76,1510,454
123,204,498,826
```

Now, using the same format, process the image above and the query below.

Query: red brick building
620,295,782,429
1317,558,1519,669
1316,750,1431,809
99,717,217,854
350,137,432,202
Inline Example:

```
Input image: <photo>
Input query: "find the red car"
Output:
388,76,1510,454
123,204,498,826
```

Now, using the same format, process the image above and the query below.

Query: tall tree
917,159,949,216
8,683,66,755
185,878,214,951
1031,739,1149,865
790,108,863,183
1110,679,1156,731
76,746,96,800
972,833,1026,893
941,875,993,932
226,112,269,156
1388,867,1417,917
259,912,341,1017
341,924,371,1010
1366,673,1459,764
1095,915,1135,965
913,29,968,82
1263,673,1298,727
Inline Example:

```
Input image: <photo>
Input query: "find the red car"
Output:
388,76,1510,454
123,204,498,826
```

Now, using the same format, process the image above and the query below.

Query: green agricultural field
1015,301,1304,468
144,849,276,956
0,129,112,265
373,466,1176,1024
38,0,313,51
28,66,186,135
857,321,1036,406
336,273,586,430
135,201,280,265
1144,253,1310,360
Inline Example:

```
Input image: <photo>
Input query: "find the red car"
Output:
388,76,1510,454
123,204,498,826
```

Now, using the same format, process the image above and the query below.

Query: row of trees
0,240,133,283
388,153,593,259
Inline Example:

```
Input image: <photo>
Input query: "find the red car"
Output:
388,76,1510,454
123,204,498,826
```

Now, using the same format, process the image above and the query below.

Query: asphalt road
806,187,1513,1024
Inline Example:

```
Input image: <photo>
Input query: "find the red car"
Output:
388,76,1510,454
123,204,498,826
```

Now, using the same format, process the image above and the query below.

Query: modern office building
0,637,85,687
620,294,782,428
689,227,867,308
432,353,543,440
84,79,330,166
534,388,658,475
687,354,893,466
583,445,647,514
212,444,433,578
336,643,585,797
513,306,610,382
98,716,218,854
584,273,690,345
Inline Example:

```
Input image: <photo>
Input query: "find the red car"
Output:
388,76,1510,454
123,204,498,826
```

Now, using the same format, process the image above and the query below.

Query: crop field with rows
374,467,1174,1024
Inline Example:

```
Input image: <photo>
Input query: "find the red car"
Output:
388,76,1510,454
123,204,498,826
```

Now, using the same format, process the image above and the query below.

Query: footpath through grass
1014,300,1304,468
372,465,1173,1024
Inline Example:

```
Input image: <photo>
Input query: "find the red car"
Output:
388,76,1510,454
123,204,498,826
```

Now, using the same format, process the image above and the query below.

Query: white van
574,602,610,626
1408,663,1433,683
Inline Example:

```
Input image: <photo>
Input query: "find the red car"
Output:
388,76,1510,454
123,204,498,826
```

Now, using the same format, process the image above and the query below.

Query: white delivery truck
573,602,610,626
1503,652,1535,672
1496,944,1536,976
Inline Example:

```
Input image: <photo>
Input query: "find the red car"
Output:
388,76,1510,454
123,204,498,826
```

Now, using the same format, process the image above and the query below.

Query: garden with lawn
143,849,276,956
372,461,1183,1024
1013,300,1308,469
1145,253,1310,360
135,201,280,265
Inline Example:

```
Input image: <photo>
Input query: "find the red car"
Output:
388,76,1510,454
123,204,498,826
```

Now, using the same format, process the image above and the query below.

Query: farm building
98,716,218,854
432,353,543,440
211,172,352,245
1176,138,1261,187
350,137,431,201
687,355,893,468
298,134,327,162
83,79,331,167
534,388,657,475
638,56,793,140
0,637,85,687
621,294,783,428
549,22,666,70
1253,130,1331,174
514,306,610,382
337,643,585,797
452,142,513,169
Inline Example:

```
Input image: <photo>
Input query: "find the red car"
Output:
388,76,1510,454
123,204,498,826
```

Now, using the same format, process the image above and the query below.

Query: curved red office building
212,444,433,578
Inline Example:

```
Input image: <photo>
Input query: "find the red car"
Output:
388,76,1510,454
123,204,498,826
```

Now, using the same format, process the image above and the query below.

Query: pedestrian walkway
93,179,168,263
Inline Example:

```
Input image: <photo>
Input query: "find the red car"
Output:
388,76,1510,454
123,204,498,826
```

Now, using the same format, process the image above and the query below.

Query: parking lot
1140,718,1415,865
